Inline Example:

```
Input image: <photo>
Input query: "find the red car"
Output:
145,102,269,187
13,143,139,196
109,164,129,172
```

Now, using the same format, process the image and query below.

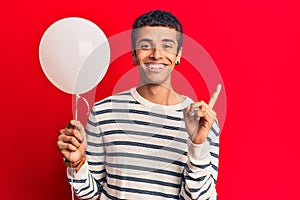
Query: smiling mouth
145,63,166,71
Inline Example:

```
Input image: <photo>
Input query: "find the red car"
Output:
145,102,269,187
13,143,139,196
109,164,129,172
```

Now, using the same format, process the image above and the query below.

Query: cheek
135,52,149,62
166,55,177,64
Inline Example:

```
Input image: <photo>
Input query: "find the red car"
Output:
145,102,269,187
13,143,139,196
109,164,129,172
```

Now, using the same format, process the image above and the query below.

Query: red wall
1,0,299,199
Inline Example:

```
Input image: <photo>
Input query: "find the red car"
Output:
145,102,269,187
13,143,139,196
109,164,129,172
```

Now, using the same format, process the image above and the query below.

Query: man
57,10,220,199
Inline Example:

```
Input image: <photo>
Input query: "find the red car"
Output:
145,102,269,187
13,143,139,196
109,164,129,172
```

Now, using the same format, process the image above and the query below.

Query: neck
137,84,184,105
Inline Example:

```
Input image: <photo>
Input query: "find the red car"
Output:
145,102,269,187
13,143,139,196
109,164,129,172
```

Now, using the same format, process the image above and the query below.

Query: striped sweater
68,88,220,200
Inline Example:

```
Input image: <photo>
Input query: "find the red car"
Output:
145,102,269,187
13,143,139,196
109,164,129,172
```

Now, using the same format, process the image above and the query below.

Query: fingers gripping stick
192,84,221,115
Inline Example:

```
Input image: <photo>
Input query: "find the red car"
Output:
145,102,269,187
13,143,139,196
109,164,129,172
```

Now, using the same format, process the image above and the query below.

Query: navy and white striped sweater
68,88,220,200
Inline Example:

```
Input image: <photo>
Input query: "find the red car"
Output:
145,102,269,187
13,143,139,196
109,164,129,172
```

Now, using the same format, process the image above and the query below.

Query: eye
140,43,152,50
163,43,174,50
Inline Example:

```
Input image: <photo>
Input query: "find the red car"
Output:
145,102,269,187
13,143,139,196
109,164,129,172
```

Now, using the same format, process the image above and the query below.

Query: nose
150,48,162,60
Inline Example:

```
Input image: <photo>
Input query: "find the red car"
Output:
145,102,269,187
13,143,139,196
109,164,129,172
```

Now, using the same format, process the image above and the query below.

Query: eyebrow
161,39,176,44
137,38,152,44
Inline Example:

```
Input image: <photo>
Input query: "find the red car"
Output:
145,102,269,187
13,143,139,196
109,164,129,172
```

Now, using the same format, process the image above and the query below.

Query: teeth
148,64,165,69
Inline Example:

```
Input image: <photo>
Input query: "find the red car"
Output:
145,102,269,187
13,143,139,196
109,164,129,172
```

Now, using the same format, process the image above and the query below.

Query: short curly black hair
131,10,183,54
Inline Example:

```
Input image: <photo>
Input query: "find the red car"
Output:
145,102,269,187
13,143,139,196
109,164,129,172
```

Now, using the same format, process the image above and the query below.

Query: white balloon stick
208,84,222,108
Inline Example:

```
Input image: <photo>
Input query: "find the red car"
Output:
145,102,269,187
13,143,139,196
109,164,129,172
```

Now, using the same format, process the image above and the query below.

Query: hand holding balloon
57,120,87,163
39,17,110,171
39,17,110,199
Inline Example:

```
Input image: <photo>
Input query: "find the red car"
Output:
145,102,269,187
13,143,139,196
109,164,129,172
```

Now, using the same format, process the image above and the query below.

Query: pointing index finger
208,84,221,108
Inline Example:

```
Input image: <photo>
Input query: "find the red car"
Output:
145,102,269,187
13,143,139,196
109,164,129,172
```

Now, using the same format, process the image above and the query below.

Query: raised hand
183,84,221,144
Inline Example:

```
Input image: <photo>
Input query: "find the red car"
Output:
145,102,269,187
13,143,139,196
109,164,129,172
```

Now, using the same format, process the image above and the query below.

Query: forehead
136,26,178,43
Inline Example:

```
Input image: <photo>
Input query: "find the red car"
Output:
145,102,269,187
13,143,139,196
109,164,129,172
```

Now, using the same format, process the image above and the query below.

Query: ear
175,47,182,65
132,50,137,66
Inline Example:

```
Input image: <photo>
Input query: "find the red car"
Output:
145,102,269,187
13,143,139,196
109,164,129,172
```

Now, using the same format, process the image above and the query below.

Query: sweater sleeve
180,120,220,200
67,107,106,200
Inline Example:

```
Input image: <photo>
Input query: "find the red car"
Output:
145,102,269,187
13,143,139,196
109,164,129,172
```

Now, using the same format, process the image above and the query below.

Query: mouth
145,63,167,72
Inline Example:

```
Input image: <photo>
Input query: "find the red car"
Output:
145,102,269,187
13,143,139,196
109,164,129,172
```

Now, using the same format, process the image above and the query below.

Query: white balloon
39,17,110,94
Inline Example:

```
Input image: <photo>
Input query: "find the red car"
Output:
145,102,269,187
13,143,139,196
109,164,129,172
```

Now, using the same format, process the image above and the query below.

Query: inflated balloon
39,17,110,94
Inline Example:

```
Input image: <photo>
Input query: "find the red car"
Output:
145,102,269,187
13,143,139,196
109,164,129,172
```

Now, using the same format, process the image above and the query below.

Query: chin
141,78,170,86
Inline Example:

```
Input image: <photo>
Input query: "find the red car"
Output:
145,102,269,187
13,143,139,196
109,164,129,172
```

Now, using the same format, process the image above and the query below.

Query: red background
1,0,299,199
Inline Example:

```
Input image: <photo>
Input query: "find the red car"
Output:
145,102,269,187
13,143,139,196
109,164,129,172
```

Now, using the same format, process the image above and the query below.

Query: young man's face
133,26,181,86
